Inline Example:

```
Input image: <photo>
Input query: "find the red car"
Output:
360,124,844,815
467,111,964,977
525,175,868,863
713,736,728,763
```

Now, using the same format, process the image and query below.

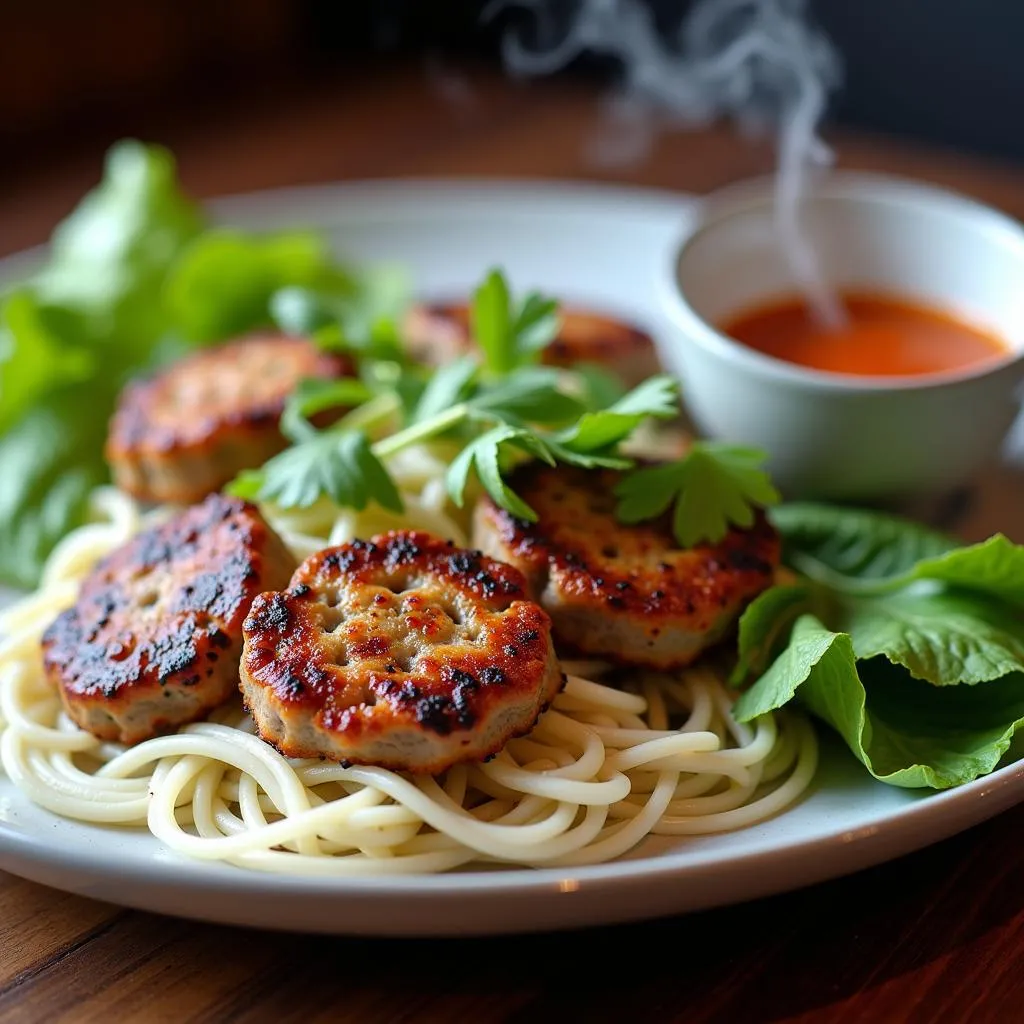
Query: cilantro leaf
470,268,560,376
512,292,560,354
271,263,410,362
228,429,402,512
615,442,780,547
470,269,512,374
446,425,556,519
280,377,375,443
469,366,584,425
412,357,478,424
573,362,628,410
557,374,679,454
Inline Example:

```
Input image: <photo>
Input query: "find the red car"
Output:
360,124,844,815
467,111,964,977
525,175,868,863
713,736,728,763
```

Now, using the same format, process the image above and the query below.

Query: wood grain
2,62,1024,1023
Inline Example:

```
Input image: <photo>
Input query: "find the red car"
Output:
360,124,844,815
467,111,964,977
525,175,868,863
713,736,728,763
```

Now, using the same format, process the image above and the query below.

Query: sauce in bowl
721,292,1010,378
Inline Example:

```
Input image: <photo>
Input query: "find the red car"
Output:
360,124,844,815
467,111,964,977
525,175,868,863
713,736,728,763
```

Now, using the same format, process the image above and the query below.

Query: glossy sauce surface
721,292,1010,377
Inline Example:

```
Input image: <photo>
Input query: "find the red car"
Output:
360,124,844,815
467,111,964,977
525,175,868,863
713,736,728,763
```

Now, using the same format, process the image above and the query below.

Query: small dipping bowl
660,172,1024,501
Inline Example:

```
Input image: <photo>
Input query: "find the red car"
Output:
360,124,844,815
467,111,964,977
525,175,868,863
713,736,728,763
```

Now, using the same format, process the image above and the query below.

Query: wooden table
3,65,1024,1023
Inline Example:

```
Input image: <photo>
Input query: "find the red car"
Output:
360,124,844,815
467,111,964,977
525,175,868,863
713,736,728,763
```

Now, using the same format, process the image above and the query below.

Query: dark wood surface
2,65,1024,1024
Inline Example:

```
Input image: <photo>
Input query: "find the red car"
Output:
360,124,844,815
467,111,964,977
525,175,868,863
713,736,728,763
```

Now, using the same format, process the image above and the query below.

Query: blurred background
2,0,1022,255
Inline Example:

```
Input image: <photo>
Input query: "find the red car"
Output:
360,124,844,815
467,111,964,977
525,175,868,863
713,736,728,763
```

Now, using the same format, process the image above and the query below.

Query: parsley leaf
615,442,780,547
447,425,556,520
470,268,560,376
229,429,402,512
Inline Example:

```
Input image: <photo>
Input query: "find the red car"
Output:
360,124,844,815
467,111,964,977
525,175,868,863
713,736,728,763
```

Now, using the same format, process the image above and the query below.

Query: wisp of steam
489,0,846,328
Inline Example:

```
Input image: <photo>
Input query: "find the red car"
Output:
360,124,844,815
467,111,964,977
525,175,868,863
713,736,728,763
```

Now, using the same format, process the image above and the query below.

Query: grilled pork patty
106,333,353,504
472,464,779,669
240,530,564,774
42,494,297,744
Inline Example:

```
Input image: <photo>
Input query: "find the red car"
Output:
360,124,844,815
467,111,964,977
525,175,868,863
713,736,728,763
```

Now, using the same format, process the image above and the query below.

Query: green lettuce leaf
734,616,1024,789
842,589,1024,684
0,139,378,587
32,138,204,357
166,230,347,343
771,502,959,584
735,505,1024,790
0,290,94,436
732,582,815,682
881,534,1024,608
0,140,207,587
0,384,113,588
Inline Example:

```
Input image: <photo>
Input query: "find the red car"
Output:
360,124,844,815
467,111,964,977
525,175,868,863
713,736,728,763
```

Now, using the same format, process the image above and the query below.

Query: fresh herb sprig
232,358,680,518
233,266,780,547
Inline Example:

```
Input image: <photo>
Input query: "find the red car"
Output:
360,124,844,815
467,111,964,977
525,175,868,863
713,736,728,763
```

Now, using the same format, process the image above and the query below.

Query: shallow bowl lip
662,169,1024,395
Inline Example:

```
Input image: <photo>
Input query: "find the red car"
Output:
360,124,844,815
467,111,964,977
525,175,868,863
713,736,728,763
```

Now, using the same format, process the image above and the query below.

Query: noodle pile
0,453,817,875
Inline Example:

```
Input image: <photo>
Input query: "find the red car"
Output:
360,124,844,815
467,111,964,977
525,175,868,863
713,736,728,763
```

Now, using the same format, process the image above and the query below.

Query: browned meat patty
472,464,780,670
42,494,297,744
106,333,353,504
240,530,564,774
403,302,662,387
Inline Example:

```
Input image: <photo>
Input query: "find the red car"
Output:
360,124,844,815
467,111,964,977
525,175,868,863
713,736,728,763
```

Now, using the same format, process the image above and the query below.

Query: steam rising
490,0,846,328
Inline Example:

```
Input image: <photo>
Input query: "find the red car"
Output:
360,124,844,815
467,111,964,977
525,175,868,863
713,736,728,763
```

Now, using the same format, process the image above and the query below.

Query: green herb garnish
615,442,781,546
470,268,560,376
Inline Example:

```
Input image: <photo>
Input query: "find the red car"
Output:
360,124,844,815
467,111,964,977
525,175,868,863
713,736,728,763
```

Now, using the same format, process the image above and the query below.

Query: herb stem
372,403,469,459
338,392,401,435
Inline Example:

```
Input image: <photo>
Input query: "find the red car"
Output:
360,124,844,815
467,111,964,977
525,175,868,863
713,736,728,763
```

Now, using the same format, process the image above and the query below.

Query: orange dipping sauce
721,292,1010,378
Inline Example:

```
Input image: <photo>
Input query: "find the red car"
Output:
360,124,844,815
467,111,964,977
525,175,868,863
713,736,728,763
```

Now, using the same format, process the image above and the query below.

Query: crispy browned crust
106,333,353,504
472,464,780,669
41,494,297,744
240,531,565,774
402,302,662,387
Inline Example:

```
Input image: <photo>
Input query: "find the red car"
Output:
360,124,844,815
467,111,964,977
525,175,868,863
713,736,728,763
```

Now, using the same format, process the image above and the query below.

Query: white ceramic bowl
660,172,1024,501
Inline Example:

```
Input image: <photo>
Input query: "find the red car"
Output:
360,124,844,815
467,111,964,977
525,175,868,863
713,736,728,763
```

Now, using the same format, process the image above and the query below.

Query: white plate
2,178,1024,937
